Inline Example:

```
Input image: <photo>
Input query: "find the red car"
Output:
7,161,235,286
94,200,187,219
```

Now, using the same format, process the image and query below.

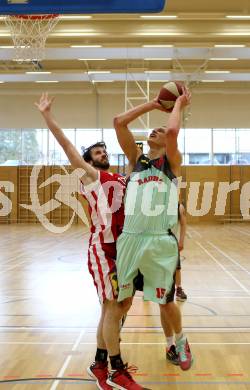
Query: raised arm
165,86,191,171
125,146,142,178
113,101,158,167
35,93,98,185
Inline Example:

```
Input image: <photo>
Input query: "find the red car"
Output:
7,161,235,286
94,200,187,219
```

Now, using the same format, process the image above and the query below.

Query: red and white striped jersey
81,170,126,245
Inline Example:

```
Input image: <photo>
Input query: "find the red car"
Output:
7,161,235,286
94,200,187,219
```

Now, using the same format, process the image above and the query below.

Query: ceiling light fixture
144,58,172,60
210,58,238,60
71,45,102,48
92,80,114,83
144,70,170,73
140,15,177,19
142,44,173,47
88,71,111,74
26,71,52,74
214,44,246,47
138,32,179,36
201,80,225,82
226,15,250,19
205,70,231,73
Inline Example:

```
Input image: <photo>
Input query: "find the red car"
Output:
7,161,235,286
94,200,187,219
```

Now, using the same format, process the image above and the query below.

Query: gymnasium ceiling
0,0,250,93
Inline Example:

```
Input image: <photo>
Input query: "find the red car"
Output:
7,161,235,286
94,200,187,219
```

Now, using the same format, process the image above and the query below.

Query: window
0,129,48,165
236,129,250,164
184,129,212,165
103,128,123,165
0,129,21,165
213,129,235,165
76,129,102,156
0,128,249,166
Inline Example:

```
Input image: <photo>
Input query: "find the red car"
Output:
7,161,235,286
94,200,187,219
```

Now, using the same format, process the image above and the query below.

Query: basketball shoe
87,361,113,390
176,287,187,302
166,344,179,365
107,363,144,389
176,337,193,370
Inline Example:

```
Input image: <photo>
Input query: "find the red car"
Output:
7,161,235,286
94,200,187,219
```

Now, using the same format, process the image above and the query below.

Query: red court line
195,373,213,377
162,374,181,377
227,373,244,377
3,376,20,379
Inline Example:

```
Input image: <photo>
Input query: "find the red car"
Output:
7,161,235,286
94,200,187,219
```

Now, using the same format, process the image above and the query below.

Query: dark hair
82,142,107,163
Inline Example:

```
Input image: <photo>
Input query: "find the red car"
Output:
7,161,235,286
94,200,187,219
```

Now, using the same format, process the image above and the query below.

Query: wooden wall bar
0,165,249,225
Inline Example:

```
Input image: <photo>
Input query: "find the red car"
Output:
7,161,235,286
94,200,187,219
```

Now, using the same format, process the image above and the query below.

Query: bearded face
90,147,110,170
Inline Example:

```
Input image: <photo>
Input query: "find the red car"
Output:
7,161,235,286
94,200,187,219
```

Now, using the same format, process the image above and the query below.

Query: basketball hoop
5,14,59,62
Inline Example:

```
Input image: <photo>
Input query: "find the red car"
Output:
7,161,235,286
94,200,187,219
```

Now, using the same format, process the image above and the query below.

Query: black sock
110,354,124,370
95,348,108,362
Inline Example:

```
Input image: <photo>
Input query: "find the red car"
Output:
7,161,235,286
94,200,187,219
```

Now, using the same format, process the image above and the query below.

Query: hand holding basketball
35,92,55,113
151,98,169,112
156,81,191,112
176,85,191,109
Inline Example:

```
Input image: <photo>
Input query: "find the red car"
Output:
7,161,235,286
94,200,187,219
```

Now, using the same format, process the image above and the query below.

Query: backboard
0,0,166,15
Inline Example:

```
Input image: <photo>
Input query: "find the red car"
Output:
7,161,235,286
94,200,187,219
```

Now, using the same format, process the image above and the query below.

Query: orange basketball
157,81,183,112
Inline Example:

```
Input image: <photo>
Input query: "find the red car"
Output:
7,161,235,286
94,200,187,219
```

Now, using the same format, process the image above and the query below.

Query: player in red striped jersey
81,144,126,303
36,93,143,390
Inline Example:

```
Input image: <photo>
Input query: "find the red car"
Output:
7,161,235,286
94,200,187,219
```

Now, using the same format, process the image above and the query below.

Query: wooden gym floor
0,223,250,389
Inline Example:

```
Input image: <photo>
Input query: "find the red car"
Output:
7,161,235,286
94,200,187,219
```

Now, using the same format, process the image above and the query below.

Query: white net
5,14,59,62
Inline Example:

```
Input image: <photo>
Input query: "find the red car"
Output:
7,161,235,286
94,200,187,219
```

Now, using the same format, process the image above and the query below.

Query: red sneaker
107,364,144,390
176,337,193,370
87,361,113,390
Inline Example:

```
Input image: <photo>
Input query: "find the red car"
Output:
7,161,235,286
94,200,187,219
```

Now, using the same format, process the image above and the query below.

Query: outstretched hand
176,85,191,109
152,84,191,112
35,92,55,113
151,97,169,112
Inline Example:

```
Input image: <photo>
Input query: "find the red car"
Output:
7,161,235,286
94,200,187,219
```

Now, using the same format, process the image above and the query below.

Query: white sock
166,336,175,349
176,331,184,341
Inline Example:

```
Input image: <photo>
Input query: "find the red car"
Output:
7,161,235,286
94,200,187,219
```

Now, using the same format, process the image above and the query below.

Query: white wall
0,89,249,129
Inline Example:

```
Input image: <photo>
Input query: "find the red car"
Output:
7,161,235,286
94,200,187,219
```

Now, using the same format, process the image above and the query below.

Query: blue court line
0,378,249,386
0,377,95,384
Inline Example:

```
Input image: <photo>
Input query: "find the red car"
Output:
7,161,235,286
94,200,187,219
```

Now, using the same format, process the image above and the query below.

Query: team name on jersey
156,288,167,299
121,283,131,290
138,176,163,186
